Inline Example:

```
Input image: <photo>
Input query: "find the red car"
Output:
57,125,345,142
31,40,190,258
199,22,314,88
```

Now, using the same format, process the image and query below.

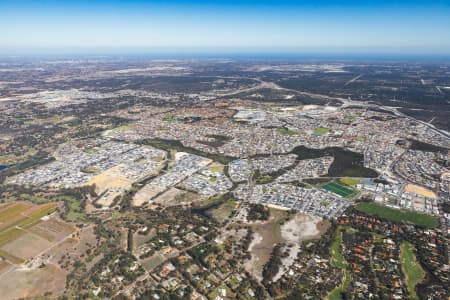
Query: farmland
0,202,75,264
0,201,78,299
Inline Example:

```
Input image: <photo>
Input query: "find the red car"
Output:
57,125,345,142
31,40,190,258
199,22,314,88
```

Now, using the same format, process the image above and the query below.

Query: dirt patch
28,218,76,242
244,208,287,281
47,225,97,273
405,184,437,198
141,253,166,271
0,263,66,300
1,232,53,261
208,200,238,223
0,259,12,275
273,214,328,281
148,188,203,208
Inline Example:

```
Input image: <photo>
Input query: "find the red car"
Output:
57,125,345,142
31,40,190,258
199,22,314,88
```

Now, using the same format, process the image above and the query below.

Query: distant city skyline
1,0,450,55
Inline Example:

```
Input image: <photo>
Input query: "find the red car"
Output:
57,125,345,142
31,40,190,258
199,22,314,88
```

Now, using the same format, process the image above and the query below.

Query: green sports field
322,182,354,197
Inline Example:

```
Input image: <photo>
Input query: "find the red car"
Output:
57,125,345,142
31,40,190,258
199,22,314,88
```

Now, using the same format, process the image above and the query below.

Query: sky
1,0,450,55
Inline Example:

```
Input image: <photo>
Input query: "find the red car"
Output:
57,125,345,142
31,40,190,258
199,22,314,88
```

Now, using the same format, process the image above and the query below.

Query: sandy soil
244,208,287,281
0,264,66,300
1,232,52,261
87,165,133,191
273,214,328,281
47,225,96,273
29,218,76,242
405,184,437,198
0,260,13,276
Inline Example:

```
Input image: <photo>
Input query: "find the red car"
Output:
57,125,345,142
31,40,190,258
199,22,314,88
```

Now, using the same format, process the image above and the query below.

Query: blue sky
1,0,450,55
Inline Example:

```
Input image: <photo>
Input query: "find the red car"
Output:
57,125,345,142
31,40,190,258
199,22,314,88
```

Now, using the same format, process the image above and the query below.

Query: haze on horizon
1,0,450,55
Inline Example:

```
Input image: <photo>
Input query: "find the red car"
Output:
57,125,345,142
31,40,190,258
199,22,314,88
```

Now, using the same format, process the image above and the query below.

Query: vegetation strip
355,202,439,228
400,241,425,300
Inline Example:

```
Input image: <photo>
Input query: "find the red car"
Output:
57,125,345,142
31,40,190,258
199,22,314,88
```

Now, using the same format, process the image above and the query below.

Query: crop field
0,202,34,231
29,218,76,242
0,202,58,247
355,202,439,228
1,232,52,261
322,182,354,197
0,202,76,265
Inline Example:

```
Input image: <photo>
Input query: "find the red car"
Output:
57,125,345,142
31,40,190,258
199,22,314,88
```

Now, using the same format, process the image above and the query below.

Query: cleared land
274,214,328,281
1,232,52,261
400,241,425,300
0,264,66,300
355,202,439,228
0,206,77,300
244,208,287,281
322,182,354,197
86,164,133,192
0,202,59,252
208,200,238,223
0,202,76,265
404,184,437,199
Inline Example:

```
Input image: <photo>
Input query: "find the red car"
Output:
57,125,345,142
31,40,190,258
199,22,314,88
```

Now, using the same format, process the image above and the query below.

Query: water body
0,165,10,172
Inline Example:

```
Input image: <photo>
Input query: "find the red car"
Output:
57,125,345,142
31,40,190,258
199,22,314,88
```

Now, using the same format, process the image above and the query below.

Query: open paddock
0,264,66,300
0,259,13,275
29,218,76,242
0,202,34,231
1,232,52,261
0,202,74,266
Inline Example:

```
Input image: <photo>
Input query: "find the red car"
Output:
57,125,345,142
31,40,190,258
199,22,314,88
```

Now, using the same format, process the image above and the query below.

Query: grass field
162,115,176,122
314,127,330,135
322,182,354,197
207,200,238,223
400,242,425,300
208,165,224,173
330,230,345,268
355,202,439,228
114,124,134,131
61,196,87,222
278,128,302,136
339,177,360,186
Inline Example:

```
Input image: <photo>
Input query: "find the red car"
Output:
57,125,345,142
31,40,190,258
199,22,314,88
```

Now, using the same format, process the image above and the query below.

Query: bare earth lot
244,210,329,282
0,264,66,300
244,208,287,281
1,232,52,261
